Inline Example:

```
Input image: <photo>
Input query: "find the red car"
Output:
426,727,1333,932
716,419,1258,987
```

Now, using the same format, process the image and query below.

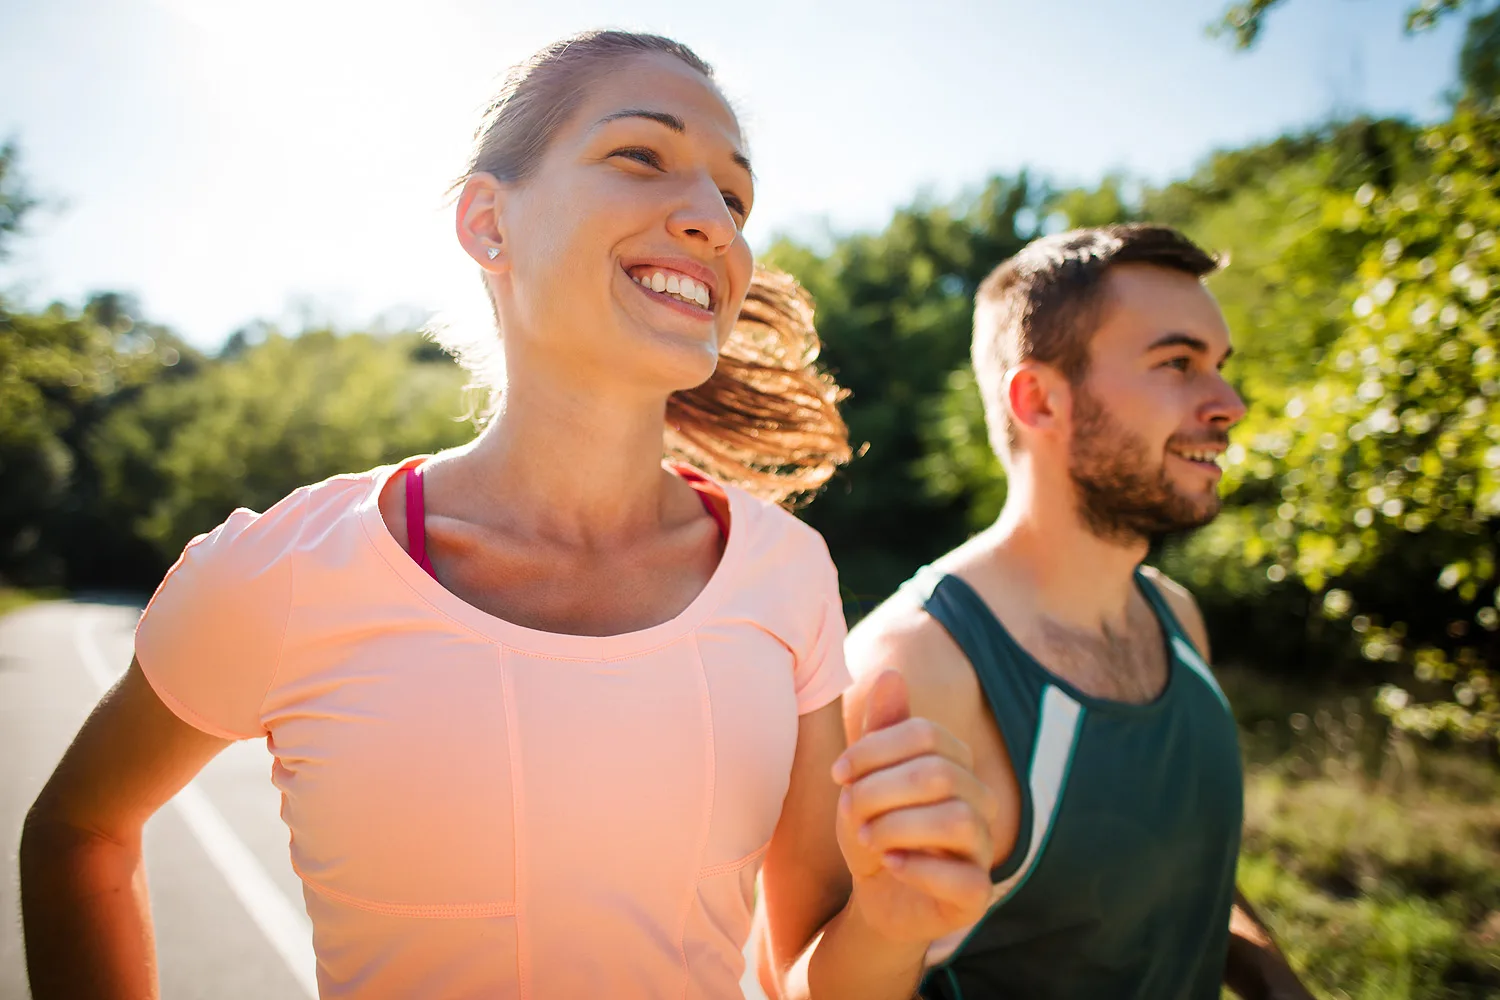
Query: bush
1233,676,1500,999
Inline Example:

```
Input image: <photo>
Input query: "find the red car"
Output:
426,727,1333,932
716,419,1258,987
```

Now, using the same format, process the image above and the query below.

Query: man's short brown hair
972,223,1221,459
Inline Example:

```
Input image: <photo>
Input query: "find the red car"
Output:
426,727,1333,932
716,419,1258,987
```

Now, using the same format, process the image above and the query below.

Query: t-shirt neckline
356,456,747,660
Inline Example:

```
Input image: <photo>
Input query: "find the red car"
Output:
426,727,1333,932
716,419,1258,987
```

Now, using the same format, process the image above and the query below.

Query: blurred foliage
0,586,55,618
1461,3,1500,102
91,329,473,563
0,291,202,586
1228,673,1500,997
763,176,1038,608
0,141,38,261
1211,0,1474,49
1211,0,1289,49
1267,105,1500,741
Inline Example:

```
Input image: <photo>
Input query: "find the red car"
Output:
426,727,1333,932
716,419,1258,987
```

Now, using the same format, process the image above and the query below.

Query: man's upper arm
844,597,975,751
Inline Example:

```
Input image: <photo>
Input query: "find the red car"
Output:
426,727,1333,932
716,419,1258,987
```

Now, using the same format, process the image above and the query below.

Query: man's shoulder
1139,564,1212,660
845,576,982,732
847,588,959,678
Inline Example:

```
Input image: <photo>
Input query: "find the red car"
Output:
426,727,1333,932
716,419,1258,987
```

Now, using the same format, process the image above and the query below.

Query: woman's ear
456,172,509,272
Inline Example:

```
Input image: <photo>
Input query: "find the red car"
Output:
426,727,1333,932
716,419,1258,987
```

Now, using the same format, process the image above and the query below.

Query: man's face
1066,263,1247,544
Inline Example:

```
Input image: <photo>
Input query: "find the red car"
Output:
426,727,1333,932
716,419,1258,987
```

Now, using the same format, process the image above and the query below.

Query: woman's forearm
19,814,159,1000
801,893,928,1000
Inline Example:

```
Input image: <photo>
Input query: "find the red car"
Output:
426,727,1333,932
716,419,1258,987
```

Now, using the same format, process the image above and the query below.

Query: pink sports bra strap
673,465,730,541
402,462,726,582
404,464,438,580
696,489,730,540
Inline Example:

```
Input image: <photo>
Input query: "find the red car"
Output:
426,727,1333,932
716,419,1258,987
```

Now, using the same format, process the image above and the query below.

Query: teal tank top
908,566,1243,1000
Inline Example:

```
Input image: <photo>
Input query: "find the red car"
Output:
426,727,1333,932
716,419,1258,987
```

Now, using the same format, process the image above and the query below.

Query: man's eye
1164,357,1192,372
611,147,662,169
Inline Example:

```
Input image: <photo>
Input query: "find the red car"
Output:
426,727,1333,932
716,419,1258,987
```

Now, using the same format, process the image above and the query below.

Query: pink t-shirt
135,457,850,999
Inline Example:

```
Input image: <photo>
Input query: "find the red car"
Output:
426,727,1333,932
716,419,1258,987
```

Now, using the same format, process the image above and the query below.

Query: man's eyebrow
595,108,754,177
1147,332,1233,365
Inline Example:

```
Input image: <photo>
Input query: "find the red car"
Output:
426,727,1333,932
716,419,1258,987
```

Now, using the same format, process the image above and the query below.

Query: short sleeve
134,494,301,740
792,548,852,716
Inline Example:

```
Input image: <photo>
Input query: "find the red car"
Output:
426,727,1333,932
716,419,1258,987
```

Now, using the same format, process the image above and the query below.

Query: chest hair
1028,599,1168,704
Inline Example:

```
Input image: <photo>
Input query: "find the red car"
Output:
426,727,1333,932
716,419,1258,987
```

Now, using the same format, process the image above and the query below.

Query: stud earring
486,247,500,260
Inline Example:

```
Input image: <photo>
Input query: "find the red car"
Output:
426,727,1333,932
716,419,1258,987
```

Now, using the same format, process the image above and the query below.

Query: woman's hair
432,29,850,505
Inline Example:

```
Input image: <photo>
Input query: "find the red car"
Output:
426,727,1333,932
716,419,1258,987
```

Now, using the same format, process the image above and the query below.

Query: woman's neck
433,377,681,543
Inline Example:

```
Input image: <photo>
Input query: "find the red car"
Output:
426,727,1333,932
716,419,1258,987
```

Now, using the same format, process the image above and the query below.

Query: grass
0,586,53,618
1224,667,1500,999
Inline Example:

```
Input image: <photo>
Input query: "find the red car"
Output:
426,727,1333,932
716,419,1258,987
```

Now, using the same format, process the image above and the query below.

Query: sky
0,0,1466,350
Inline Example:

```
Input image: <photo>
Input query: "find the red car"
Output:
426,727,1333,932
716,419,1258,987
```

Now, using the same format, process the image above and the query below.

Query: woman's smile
621,258,719,324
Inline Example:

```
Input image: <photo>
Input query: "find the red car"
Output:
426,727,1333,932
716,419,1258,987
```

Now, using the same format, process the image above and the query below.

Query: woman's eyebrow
599,108,686,132
594,108,753,176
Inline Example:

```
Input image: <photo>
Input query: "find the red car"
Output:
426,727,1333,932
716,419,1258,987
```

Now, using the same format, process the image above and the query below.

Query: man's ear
1005,362,1070,442
456,172,510,272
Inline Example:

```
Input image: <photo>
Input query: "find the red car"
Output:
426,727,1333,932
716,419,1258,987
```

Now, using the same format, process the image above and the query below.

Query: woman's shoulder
722,481,835,570
133,462,407,740
168,460,407,582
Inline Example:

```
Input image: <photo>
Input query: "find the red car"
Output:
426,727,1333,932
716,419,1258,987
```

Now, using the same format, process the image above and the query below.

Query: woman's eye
611,147,662,169
722,193,748,218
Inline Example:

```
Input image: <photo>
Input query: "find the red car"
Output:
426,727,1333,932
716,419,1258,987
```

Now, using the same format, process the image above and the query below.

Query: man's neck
980,479,1149,637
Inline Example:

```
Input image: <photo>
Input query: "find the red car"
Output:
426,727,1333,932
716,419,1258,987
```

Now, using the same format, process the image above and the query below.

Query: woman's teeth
633,271,711,308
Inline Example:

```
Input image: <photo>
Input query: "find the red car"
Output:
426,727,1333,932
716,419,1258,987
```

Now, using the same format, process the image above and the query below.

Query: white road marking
73,617,320,999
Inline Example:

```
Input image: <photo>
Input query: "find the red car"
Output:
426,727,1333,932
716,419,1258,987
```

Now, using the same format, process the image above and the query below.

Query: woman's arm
1224,889,1315,1000
755,699,857,997
758,672,997,1000
20,658,232,1000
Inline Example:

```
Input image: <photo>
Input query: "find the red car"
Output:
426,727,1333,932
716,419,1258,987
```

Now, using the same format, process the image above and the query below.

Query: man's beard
1067,384,1227,545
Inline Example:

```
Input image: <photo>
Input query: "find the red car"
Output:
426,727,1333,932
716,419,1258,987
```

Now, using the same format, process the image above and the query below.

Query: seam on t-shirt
253,515,298,730
138,666,256,741
135,510,277,741
695,842,769,881
133,509,239,647
794,594,850,717
499,647,532,999
293,862,516,919
357,506,502,643
675,635,718,995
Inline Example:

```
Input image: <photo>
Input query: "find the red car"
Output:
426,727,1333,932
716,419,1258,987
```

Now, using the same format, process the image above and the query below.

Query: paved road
1,599,768,999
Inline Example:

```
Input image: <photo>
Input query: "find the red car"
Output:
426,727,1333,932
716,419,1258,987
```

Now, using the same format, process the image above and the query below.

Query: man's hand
830,670,999,945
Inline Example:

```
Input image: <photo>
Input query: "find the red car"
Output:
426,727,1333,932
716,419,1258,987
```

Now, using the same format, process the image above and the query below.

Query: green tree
1264,104,1500,739
1459,3,1500,101
764,176,1039,610
0,293,199,585
1211,0,1474,49
92,328,474,566
0,141,38,261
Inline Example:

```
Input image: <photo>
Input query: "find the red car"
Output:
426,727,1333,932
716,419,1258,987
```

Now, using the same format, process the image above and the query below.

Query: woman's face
468,52,755,396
